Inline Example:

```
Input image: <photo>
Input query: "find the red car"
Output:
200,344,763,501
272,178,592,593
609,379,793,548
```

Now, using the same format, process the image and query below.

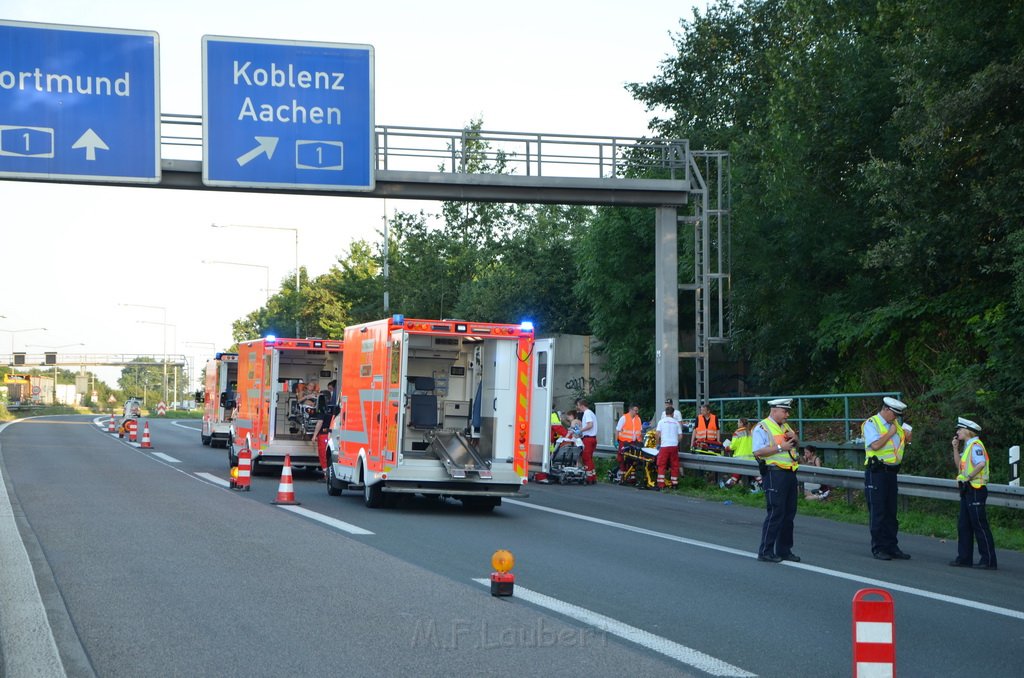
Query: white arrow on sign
236,136,279,167
71,129,109,160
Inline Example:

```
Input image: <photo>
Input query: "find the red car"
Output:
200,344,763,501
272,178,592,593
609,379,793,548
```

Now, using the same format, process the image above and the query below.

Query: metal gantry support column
655,206,680,411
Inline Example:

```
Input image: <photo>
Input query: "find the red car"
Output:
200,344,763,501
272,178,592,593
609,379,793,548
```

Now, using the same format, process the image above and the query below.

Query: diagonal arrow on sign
71,128,109,160
236,136,279,167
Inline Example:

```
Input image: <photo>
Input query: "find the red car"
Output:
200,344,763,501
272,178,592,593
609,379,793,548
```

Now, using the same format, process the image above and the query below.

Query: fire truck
231,336,344,472
201,352,239,448
325,315,534,510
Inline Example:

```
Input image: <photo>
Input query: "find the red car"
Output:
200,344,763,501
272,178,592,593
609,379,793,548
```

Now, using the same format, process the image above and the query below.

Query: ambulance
326,315,534,510
201,352,239,448
231,336,344,472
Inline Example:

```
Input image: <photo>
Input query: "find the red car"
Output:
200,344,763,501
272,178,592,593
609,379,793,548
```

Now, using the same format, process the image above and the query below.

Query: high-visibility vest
959,437,990,489
550,411,561,425
617,413,643,443
862,414,907,465
759,417,798,470
694,414,719,442
731,431,754,458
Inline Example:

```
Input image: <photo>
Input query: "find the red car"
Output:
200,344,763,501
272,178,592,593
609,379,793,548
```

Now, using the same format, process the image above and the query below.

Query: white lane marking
277,505,374,535
0,422,66,677
471,578,755,677
151,453,180,463
170,421,202,431
195,472,231,488
505,499,1024,621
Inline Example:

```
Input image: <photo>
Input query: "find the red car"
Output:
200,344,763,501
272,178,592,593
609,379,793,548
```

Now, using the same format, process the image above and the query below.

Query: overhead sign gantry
0,20,160,183
202,35,374,191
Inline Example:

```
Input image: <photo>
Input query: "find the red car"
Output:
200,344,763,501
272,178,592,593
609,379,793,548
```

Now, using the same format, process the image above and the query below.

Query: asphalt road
2,415,1022,677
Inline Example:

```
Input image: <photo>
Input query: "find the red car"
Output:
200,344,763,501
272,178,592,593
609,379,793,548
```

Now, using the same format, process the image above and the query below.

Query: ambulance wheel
326,463,342,496
362,463,385,508
201,433,211,446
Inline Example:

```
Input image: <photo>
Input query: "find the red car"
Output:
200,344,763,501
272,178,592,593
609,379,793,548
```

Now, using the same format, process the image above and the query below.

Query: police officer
950,417,997,570
752,398,801,563
862,396,911,560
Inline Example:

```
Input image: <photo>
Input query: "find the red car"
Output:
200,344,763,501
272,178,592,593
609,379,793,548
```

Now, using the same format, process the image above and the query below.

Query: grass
594,457,1024,552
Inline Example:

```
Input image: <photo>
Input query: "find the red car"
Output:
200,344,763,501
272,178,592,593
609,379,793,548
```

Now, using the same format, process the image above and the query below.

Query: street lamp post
139,320,177,406
0,326,48,364
202,260,271,303
120,303,169,404
211,223,300,336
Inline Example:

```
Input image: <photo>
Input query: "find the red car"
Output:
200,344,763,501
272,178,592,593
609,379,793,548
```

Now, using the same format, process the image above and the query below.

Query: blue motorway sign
0,21,160,183
203,36,374,191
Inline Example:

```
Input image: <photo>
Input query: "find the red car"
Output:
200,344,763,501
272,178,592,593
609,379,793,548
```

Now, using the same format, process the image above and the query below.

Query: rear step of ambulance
428,431,493,479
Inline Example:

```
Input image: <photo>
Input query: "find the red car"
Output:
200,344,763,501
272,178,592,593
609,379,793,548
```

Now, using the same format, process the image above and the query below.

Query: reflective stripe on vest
694,414,719,442
959,438,989,489
617,414,643,443
863,413,906,465
759,417,798,470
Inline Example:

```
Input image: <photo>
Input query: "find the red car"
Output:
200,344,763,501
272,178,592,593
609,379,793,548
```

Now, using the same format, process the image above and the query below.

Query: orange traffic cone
107,417,115,433
271,454,300,505
140,421,153,448
231,448,252,491
128,420,138,442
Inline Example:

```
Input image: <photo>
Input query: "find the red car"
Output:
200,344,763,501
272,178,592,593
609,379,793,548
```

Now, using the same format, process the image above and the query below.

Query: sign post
0,21,160,183
202,35,374,191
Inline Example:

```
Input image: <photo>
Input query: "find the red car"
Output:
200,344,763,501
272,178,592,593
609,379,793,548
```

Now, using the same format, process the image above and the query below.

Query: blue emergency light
519,320,534,332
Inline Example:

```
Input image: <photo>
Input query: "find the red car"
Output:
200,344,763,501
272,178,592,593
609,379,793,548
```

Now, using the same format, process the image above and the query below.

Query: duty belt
867,457,900,473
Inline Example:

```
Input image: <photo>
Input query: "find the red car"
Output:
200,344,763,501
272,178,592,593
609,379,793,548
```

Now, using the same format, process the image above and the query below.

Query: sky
1,0,701,389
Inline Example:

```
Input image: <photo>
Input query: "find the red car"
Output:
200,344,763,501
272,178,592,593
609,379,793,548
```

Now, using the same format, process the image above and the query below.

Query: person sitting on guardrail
800,445,831,500
949,417,997,570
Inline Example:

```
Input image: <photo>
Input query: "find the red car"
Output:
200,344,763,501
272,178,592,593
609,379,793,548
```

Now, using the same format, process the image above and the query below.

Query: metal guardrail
159,114,689,181
596,446,1024,509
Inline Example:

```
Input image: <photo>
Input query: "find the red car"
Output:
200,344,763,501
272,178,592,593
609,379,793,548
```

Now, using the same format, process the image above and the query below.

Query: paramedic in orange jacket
690,403,720,449
615,403,643,473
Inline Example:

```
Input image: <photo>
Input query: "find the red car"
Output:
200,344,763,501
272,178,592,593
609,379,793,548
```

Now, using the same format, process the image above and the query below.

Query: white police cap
767,398,792,409
957,417,981,433
883,397,908,414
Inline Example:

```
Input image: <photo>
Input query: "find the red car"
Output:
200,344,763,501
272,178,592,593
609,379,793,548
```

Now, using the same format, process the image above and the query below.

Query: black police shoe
973,562,998,570
757,554,783,563
779,553,801,562
948,559,972,567
888,549,911,560
872,551,892,561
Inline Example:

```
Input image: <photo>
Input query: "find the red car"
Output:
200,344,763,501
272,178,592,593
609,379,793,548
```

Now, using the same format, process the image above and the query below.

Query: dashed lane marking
151,453,180,463
194,472,231,488
277,505,375,535
471,578,756,677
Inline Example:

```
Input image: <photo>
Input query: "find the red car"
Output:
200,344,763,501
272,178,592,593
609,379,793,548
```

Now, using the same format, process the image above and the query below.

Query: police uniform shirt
863,414,890,449
751,421,774,451
967,440,986,466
